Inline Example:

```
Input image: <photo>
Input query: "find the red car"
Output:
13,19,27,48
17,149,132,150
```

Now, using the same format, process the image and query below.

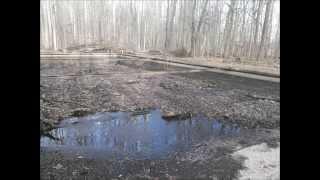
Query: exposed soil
40,56,279,180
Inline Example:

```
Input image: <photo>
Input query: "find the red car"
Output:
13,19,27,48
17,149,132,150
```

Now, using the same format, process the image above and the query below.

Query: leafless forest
40,0,279,60
41,1,280,179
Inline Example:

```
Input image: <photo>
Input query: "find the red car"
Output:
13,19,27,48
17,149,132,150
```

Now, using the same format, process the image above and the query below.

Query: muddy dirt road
40,56,279,180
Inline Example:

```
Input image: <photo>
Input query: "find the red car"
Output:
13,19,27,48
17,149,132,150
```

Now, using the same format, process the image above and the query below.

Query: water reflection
41,110,241,159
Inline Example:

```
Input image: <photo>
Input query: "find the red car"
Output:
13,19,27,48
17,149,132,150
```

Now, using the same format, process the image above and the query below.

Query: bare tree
164,0,178,50
257,0,273,60
222,0,236,58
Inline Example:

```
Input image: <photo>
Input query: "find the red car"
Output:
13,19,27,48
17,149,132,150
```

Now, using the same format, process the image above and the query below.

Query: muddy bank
41,150,245,180
40,110,249,179
41,58,279,128
40,57,279,179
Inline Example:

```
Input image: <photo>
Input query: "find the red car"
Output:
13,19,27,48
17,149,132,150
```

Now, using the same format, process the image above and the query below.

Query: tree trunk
252,0,263,58
189,0,197,56
164,0,177,50
257,0,272,61
223,0,236,58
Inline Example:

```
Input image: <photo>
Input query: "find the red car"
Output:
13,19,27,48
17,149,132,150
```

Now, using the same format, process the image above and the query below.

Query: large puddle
41,109,242,159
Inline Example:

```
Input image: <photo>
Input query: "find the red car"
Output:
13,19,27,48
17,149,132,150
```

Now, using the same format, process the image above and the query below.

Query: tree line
40,0,280,60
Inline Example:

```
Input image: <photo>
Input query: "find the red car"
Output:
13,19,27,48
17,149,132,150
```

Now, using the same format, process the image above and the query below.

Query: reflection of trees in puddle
42,110,242,158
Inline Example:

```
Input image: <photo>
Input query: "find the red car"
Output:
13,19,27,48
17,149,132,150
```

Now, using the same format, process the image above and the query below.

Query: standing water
41,109,241,159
